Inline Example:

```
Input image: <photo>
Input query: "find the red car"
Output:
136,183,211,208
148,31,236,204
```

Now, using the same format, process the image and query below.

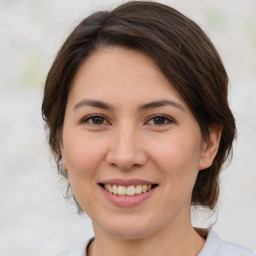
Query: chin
108,226,153,239
95,216,156,240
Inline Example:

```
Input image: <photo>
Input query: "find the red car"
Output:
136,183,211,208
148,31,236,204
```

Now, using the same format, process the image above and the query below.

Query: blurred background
0,0,255,254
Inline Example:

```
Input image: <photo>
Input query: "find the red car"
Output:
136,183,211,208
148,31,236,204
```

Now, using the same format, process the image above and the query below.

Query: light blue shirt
198,230,255,255
57,230,255,256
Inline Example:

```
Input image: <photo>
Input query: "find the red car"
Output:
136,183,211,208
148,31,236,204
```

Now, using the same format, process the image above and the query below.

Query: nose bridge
113,121,138,160
106,121,146,169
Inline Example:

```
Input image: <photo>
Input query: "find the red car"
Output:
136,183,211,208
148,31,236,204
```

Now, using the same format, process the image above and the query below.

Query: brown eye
153,116,166,125
147,115,174,126
92,116,105,124
82,115,109,125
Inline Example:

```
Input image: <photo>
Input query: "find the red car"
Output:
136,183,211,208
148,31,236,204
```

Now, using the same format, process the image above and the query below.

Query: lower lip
99,185,156,208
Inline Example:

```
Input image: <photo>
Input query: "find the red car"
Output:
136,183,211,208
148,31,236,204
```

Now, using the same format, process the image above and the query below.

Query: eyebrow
73,99,185,112
138,100,185,112
73,99,113,111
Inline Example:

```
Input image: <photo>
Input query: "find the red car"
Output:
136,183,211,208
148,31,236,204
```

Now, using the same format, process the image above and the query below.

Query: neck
89,221,205,256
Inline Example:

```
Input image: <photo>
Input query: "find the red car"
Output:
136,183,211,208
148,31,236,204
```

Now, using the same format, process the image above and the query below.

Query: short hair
42,1,236,211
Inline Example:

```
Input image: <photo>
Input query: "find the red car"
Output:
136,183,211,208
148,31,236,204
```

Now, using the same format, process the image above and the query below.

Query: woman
42,1,255,255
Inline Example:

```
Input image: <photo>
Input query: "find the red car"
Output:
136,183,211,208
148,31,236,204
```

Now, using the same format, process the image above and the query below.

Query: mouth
99,183,158,197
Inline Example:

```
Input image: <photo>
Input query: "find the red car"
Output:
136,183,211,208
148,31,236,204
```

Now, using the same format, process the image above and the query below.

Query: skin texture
61,47,221,256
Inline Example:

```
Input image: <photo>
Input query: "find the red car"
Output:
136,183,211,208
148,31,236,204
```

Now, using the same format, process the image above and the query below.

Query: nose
106,123,147,170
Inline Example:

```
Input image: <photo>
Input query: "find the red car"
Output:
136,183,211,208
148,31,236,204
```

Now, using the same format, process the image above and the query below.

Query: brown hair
42,1,236,211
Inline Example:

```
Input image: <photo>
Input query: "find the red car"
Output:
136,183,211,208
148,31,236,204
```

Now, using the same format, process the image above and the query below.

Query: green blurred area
1,0,255,90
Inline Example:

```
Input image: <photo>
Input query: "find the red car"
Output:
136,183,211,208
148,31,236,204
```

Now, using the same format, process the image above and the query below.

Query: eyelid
145,114,175,125
79,113,174,126
80,114,111,125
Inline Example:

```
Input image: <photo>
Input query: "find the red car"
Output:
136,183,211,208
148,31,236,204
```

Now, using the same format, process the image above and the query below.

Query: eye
146,115,174,125
81,114,109,125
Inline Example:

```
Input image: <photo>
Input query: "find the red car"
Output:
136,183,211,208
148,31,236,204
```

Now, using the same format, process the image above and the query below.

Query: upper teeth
104,184,152,196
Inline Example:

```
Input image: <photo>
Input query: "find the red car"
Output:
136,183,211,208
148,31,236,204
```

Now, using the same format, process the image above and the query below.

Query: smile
102,184,155,196
99,179,158,207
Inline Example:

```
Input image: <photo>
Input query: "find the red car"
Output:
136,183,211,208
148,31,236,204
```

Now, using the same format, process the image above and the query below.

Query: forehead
69,46,186,107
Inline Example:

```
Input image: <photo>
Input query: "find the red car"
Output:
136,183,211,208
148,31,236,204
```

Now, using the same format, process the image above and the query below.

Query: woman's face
61,47,216,239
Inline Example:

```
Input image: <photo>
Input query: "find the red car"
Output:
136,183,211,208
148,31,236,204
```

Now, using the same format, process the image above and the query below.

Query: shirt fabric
57,230,255,256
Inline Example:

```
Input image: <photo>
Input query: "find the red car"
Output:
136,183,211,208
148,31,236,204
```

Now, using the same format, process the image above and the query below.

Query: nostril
105,143,147,170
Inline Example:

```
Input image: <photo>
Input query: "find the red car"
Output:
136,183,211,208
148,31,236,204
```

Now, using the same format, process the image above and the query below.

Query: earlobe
62,157,68,170
60,145,68,170
199,125,222,171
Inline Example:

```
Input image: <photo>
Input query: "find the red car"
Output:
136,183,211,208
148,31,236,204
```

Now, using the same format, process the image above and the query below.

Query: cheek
149,135,202,185
62,132,108,212
150,136,195,166
63,131,107,177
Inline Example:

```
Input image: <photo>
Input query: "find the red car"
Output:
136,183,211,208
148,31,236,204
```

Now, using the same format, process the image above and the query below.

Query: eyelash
80,114,174,126
146,114,174,126
81,114,109,125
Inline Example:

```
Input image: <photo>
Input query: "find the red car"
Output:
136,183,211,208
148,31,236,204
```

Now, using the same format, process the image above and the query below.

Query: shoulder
199,229,255,256
56,238,94,256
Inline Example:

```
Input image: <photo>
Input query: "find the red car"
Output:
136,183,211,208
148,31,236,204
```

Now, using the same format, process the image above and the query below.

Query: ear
62,156,68,170
199,125,222,170
60,145,68,170
57,130,68,170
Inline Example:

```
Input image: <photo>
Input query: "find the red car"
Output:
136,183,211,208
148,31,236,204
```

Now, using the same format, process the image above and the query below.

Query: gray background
0,0,255,255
